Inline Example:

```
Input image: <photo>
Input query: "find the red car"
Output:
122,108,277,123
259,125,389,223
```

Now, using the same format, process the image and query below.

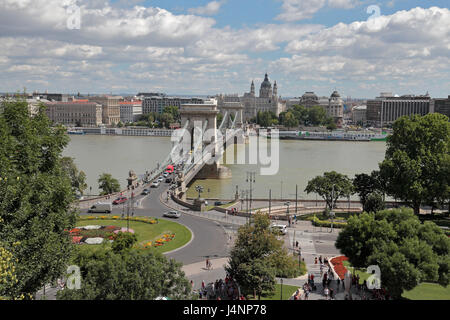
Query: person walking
206,258,210,270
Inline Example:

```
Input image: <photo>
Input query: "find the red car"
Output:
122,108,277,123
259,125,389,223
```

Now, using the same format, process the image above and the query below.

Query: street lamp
246,172,256,223
280,278,283,300
284,201,290,226
195,185,204,199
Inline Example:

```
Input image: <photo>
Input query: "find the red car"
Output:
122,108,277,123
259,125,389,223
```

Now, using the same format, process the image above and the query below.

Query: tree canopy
60,157,87,196
225,214,303,299
57,246,192,300
0,99,77,297
336,208,450,298
305,171,354,210
98,173,121,195
379,113,450,214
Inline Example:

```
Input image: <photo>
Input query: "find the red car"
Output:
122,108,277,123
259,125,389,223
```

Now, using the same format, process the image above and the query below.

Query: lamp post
246,172,256,223
284,201,290,226
280,278,283,300
195,185,204,199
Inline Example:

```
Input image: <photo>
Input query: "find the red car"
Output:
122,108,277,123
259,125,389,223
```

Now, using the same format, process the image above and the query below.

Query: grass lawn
402,283,450,300
342,260,371,284
258,284,299,300
343,260,450,300
298,211,356,221
75,217,191,254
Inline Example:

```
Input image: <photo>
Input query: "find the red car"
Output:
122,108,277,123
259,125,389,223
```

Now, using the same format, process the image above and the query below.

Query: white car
163,172,169,178
151,181,160,188
163,211,181,219
158,176,164,182
271,224,287,235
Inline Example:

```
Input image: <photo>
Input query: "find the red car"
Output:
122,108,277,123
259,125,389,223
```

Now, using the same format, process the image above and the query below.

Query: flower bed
142,233,176,249
67,225,121,245
330,256,349,280
78,215,158,225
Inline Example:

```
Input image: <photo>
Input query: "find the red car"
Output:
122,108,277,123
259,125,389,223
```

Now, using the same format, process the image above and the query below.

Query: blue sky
0,0,449,98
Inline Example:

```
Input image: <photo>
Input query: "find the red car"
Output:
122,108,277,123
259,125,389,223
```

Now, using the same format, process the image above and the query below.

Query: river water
64,135,387,199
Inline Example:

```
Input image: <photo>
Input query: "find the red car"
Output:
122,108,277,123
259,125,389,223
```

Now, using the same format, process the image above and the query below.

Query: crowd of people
195,276,245,300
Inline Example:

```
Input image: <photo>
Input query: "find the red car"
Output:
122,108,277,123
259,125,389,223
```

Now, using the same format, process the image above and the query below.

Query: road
80,182,231,265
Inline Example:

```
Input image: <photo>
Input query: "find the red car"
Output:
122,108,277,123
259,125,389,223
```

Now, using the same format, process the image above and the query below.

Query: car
165,178,172,183
270,224,287,235
214,201,224,206
113,196,127,205
141,189,150,195
88,202,112,213
158,176,164,182
151,181,160,188
163,172,169,178
163,211,181,219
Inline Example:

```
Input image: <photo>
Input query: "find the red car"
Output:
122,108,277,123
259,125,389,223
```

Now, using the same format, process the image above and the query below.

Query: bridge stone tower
177,100,231,201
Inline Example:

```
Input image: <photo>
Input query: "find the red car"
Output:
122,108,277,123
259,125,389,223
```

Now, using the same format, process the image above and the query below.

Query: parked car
165,178,172,183
163,172,169,178
163,211,181,219
158,176,164,182
214,201,224,206
151,181,160,188
113,196,127,205
270,224,287,235
88,202,112,213
141,189,150,195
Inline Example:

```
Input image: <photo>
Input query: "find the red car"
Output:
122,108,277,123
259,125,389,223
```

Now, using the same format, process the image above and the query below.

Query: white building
352,105,367,125
119,100,142,124
219,73,285,122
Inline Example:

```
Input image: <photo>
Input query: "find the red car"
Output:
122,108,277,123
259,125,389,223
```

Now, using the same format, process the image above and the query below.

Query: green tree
305,171,354,210
307,106,328,126
111,232,138,254
225,214,301,299
379,113,450,215
353,172,383,210
282,111,299,129
326,117,337,130
336,208,450,299
57,248,192,300
98,173,121,195
60,157,87,196
0,99,77,297
291,105,309,125
364,192,385,213
162,106,180,122
159,112,174,129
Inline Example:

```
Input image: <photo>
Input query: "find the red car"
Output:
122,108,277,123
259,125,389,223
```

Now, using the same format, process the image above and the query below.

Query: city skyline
0,0,449,98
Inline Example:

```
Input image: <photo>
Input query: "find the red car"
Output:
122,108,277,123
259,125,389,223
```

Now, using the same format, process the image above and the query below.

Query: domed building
328,90,344,126
300,92,319,108
238,73,285,121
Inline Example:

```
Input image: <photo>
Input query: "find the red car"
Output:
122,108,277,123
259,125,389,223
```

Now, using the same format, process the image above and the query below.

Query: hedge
311,216,347,229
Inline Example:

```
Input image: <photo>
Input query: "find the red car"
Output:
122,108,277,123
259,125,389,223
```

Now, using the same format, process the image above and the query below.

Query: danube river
64,135,387,199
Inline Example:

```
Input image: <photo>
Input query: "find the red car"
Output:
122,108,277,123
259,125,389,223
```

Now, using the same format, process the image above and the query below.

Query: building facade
89,96,122,126
352,105,367,125
366,93,431,126
44,101,102,126
119,101,142,123
238,73,286,121
433,96,450,118
142,95,204,114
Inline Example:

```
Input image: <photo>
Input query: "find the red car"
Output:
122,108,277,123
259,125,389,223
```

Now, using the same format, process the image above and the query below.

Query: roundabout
75,216,192,254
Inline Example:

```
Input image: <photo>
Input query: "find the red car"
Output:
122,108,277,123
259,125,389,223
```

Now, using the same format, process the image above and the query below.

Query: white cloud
328,0,360,9
188,1,225,16
276,0,326,22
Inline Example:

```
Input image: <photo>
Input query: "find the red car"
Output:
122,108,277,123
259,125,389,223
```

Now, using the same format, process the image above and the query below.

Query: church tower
250,80,255,96
259,73,272,98
273,80,278,99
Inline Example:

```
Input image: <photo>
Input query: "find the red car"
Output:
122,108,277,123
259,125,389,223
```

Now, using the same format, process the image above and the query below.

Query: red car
113,196,128,205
